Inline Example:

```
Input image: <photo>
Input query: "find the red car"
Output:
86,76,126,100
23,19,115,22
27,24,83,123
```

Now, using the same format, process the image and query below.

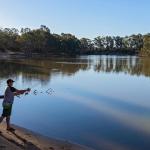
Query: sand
0,122,93,150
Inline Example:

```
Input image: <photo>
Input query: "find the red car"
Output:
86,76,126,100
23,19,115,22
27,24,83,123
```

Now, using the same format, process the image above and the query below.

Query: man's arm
14,88,31,96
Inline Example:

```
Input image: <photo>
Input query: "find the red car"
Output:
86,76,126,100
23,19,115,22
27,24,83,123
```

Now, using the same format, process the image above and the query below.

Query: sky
0,0,149,38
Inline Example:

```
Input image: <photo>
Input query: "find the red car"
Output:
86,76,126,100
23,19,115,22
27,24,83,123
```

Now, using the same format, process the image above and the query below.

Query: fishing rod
0,80,5,99
0,88,31,99
16,87,55,99
0,80,55,99
0,95,4,99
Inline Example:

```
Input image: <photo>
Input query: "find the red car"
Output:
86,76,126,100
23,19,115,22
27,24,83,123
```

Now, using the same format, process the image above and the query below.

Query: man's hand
26,88,31,92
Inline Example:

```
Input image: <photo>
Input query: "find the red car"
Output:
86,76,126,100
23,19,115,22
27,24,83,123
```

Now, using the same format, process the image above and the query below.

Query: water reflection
0,57,90,83
0,56,150,83
93,56,150,77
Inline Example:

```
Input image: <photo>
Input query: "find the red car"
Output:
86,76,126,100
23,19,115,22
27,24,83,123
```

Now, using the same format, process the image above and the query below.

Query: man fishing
0,79,31,131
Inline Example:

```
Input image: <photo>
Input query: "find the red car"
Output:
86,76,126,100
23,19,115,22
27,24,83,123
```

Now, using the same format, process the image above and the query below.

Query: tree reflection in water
0,56,150,84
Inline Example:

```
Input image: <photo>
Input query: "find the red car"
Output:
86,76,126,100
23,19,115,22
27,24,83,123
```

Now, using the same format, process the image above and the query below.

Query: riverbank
0,122,93,150
0,50,139,59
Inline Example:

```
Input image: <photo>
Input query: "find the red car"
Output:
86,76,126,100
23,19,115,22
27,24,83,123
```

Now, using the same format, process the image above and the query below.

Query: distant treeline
0,25,150,56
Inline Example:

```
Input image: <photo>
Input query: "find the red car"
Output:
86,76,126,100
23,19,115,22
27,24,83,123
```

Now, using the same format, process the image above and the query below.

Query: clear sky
0,0,149,38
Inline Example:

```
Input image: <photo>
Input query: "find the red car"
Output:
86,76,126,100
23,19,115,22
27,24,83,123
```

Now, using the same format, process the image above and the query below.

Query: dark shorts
2,104,12,117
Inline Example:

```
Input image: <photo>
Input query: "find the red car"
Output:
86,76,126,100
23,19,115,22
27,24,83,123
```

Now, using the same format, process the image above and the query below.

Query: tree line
0,25,150,56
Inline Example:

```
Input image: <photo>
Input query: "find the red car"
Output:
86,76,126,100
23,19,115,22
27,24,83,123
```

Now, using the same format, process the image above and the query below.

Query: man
0,79,31,131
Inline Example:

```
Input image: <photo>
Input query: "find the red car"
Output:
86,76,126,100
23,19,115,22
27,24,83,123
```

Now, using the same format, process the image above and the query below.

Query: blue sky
0,0,149,38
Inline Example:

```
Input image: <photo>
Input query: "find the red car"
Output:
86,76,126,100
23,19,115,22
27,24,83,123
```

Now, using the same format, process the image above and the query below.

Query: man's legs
6,116,15,131
0,116,4,123
6,116,10,129
1,104,15,131
0,106,5,123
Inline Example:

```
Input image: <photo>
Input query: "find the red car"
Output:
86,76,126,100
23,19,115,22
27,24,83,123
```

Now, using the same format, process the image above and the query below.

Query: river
0,55,150,150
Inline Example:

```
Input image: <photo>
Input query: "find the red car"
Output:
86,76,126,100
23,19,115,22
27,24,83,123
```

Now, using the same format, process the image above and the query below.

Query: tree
0,28,19,51
141,34,150,56
114,36,123,50
80,38,94,51
94,36,104,50
60,33,81,54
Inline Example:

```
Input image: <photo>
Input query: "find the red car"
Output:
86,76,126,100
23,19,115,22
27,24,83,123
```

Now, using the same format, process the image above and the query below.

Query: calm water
0,55,150,150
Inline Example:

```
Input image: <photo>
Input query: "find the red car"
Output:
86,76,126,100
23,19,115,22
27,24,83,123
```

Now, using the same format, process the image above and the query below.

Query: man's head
7,79,15,87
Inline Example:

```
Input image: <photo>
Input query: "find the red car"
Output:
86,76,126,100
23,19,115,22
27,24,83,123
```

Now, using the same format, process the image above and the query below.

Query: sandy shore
0,122,93,150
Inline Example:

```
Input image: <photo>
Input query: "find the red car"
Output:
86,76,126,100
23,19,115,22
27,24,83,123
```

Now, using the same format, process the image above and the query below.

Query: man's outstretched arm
14,88,31,96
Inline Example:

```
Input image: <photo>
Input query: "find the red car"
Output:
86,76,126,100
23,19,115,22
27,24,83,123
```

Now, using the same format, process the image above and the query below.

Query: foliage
141,34,150,56
0,25,149,56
